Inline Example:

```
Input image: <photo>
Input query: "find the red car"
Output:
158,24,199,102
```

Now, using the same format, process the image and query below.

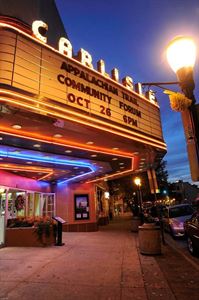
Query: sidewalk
0,214,199,300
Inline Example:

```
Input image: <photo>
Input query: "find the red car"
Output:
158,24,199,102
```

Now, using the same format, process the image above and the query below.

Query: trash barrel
138,223,161,255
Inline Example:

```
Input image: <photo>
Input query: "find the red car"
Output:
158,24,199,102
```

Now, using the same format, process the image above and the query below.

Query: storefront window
0,188,6,216
15,193,26,217
27,193,34,216
0,187,6,246
34,193,41,216
96,186,109,218
42,194,55,217
7,190,26,219
97,188,103,214
46,194,55,217
3,188,55,221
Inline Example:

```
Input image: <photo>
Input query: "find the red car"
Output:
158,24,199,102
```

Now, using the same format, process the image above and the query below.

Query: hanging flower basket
164,90,192,112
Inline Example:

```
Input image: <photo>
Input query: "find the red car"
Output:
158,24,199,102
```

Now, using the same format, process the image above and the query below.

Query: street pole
166,37,199,181
180,101,199,181
134,177,143,222
139,185,143,214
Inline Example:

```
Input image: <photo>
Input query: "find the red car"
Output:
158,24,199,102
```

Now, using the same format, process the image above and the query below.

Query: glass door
0,187,7,246
34,193,41,216
41,193,55,217
27,192,34,216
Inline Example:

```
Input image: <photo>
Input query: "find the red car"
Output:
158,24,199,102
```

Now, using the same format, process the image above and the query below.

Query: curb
164,235,199,272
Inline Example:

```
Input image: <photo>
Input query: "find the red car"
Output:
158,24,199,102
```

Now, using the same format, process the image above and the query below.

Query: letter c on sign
57,74,65,84
32,20,48,43
77,97,83,106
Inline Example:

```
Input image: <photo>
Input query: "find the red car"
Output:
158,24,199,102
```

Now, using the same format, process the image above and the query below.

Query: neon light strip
0,150,96,182
58,170,94,185
86,157,135,183
0,22,159,108
131,156,134,169
0,151,133,184
0,128,135,180
0,129,135,177
38,171,54,181
86,169,135,183
0,163,54,181
0,150,93,168
0,164,52,172
0,91,167,150
0,125,133,159
1,90,166,147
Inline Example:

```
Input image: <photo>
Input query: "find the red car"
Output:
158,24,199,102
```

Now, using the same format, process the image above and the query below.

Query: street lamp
166,36,196,101
134,177,143,214
166,36,199,181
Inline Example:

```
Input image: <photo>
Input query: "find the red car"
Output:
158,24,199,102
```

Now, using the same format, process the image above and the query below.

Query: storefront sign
0,21,164,140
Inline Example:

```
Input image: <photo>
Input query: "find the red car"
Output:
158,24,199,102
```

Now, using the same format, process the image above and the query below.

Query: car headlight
170,220,184,230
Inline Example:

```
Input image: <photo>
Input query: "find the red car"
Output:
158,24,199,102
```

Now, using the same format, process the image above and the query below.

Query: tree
155,160,169,194
108,173,151,204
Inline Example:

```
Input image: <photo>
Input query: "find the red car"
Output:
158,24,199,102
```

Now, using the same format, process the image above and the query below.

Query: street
1,215,199,300
164,232,199,271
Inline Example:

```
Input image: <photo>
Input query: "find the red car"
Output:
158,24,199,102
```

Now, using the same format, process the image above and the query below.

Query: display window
96,186,109,216
41,194,55,218
0,187,56,221
0,187,6,246
7,190,26,219
74,194,89,220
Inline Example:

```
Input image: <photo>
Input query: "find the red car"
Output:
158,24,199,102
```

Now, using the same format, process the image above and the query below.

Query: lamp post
134,177,143,214
166,36,199,181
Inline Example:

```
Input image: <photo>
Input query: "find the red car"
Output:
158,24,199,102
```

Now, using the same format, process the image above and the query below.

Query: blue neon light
0,150,96,183
57,170,94,185
0,150,94,169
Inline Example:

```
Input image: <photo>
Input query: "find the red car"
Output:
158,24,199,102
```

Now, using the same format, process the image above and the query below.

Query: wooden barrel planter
138,223,161,255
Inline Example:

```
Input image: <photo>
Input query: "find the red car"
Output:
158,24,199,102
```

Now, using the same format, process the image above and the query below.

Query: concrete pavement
0,214,199,300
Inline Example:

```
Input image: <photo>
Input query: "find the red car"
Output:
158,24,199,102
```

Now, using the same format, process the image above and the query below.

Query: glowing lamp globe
166,36,196,73
134,177,141,186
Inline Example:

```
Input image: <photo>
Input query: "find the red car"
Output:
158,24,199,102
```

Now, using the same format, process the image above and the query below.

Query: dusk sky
56,0,199,185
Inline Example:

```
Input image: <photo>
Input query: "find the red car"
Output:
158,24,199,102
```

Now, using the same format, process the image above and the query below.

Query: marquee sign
0,21,165,143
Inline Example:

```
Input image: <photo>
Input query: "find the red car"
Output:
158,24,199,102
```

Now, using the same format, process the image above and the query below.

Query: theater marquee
0,21,165,143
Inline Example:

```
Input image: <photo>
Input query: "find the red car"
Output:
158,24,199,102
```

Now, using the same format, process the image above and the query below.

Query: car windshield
169,206,193,218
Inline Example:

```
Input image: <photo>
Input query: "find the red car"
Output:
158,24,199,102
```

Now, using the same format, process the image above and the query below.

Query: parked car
162,204,194,238
184,211,199,256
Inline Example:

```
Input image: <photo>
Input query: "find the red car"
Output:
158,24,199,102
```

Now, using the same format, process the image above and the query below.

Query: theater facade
0,0,166,246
